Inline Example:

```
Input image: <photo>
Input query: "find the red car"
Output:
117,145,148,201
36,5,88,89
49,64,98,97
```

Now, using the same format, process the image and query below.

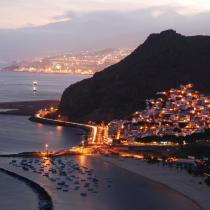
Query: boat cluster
8,157,110,197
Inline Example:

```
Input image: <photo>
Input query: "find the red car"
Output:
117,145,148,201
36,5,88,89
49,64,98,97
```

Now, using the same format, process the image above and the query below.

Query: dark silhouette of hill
59,30,210,123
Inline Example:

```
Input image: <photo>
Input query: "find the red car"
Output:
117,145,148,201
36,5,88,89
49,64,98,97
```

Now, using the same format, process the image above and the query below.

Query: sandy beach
101,155,210,210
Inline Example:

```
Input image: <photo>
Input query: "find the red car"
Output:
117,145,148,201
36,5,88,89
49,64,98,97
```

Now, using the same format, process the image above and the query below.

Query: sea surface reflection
0,115,83,154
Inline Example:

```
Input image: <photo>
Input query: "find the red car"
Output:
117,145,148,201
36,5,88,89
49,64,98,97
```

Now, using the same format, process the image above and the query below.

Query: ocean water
0,115,83,154
0,71,90,102
0,172,38,210
0,71,88,154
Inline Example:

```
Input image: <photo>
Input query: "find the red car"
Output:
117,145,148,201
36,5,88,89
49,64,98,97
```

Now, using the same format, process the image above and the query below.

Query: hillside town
108,84,210,143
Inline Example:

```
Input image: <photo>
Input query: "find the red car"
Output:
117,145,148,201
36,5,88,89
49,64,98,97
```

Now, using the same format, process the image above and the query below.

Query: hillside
59,30,210,123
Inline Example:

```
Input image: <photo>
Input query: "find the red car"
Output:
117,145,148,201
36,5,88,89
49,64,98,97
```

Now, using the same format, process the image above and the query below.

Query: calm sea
0,71,90,102
0,71,90,154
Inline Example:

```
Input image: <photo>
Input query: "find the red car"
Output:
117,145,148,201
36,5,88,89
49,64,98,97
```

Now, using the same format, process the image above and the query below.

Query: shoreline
0,100,59,115
0,168,53,210
1,70,93,76
100,155,210,210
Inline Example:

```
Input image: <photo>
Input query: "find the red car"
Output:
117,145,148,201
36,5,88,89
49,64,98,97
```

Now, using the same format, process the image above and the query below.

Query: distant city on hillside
3,48,132,75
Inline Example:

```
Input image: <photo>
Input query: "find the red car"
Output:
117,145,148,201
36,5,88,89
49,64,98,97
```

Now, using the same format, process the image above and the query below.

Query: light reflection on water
77,155,87,166
0,72,88,153
0,71,90,102
0,115,83,154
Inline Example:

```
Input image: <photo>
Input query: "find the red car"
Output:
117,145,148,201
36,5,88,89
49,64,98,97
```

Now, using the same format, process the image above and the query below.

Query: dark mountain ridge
59,30,210,123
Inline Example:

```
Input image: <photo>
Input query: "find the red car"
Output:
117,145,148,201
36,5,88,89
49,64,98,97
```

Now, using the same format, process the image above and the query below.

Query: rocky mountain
59,30,210,123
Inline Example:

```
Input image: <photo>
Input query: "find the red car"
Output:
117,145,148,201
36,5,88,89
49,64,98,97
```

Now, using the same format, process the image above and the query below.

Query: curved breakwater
0,168,53,210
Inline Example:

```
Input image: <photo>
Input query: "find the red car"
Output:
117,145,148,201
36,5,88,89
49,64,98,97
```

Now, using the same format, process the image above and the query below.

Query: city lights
108,84,210,142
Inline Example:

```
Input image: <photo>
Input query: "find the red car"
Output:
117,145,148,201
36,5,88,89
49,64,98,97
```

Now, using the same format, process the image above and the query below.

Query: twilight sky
0,0,210,64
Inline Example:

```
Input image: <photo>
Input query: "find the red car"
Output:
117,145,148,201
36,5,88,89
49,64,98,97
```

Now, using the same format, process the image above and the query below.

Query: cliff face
59,30,210,123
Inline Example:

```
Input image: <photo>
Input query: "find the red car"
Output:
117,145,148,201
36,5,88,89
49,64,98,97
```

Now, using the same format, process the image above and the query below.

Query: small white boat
33,80,38,86
33,86,37,92
32,80,38,93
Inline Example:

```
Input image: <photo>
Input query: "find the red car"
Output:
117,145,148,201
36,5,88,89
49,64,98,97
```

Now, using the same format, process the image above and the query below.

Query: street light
80,140,85,153
45,144,49,156
81,140,85,147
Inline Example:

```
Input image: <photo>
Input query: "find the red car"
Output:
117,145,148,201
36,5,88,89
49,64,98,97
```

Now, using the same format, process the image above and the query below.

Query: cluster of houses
108,84,210,142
